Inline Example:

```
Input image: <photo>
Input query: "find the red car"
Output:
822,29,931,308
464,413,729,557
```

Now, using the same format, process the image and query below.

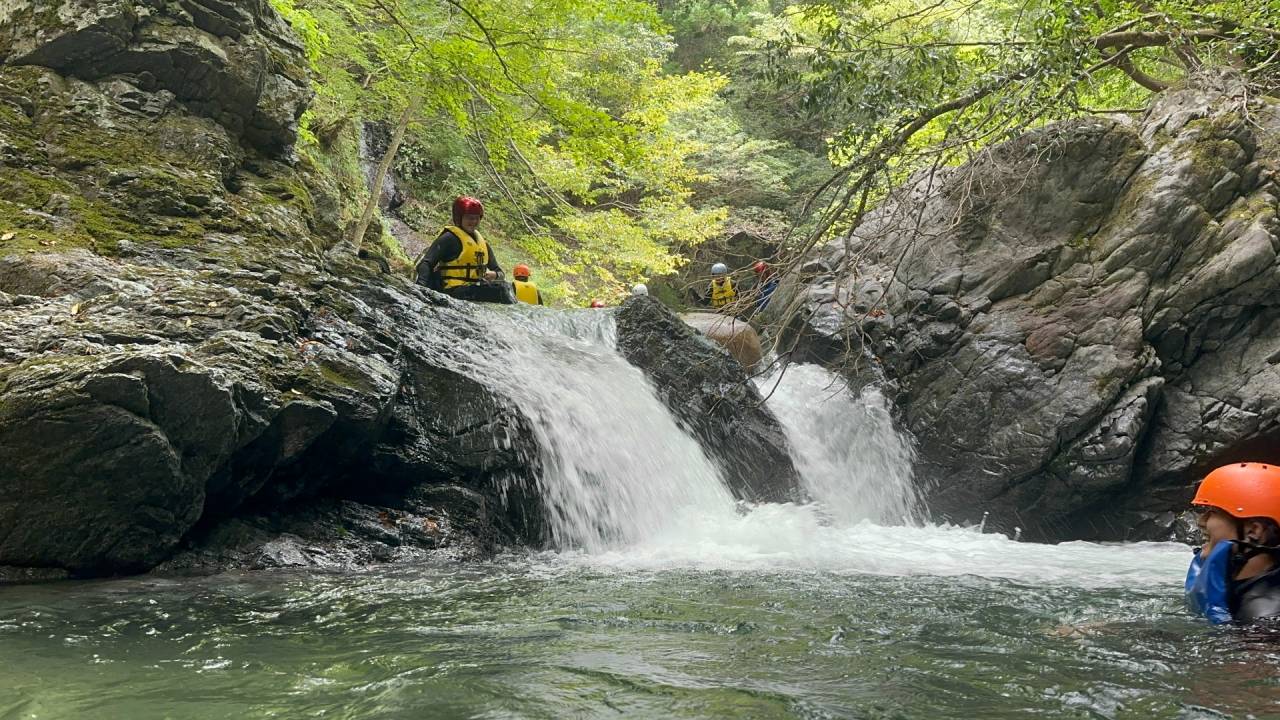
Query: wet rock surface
616,297,802,503
0,0,545,579
0,245,542,577
778,70,1280,541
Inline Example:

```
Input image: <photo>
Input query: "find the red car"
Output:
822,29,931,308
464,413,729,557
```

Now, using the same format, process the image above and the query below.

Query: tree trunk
349,102,414,251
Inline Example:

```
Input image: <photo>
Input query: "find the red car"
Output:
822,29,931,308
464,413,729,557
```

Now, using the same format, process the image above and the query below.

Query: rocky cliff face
1,0,310,156
778,70,1280,541
0,1,550,579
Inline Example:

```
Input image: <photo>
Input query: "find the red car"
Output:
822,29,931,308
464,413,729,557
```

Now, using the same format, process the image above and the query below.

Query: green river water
1,526,1275,720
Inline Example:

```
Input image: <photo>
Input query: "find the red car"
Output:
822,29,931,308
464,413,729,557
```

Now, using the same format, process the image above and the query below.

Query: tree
272,0,729,300
746,0,1280,257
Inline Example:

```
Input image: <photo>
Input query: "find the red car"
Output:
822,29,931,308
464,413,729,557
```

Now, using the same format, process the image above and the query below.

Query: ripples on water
2,524,1278,719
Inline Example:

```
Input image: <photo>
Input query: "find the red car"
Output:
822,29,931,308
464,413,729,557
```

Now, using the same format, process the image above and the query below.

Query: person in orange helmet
510,264,543,305
1185,462,1280,624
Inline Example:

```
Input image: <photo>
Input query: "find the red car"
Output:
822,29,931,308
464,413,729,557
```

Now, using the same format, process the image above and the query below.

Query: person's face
460,213,482,232
1198,506,1239,555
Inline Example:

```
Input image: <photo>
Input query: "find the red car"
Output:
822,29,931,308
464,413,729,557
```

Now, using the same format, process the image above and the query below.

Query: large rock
0,23,544,578
0,247,542,576
0,0,310,156
778,69,1280,541
616,297,802,503
681,312,764,370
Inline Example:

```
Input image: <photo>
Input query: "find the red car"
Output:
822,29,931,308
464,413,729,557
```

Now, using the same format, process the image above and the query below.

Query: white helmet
631,283,649,296
711,263,728,275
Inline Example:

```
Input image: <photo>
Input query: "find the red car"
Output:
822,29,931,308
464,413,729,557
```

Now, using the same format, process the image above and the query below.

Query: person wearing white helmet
708,262,736,310
631,283,649,296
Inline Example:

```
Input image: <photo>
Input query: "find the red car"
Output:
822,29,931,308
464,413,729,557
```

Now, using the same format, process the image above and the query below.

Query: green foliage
733,0,1280,246
271,0,729,301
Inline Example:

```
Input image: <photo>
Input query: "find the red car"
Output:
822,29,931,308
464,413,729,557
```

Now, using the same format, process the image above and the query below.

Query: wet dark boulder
776,69,1280,541
615,297,802,503
0,247,543,577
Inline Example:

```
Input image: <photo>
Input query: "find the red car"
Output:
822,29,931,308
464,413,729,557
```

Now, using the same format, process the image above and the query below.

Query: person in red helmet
1185,462,1280,624
511,264,543,305
414,196,513,304
589,299,606,308
751,260,779,314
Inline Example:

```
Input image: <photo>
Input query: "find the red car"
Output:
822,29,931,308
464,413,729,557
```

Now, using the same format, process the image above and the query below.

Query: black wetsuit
414,229,513,304
1232,566,1280,623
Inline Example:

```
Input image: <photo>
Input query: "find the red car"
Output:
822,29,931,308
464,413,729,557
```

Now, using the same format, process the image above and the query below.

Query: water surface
2,524,1273,720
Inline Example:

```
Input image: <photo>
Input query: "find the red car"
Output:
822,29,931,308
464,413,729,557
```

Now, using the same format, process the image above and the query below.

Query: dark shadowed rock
615,297,801,503
0,247,543,577
777,69,1280,541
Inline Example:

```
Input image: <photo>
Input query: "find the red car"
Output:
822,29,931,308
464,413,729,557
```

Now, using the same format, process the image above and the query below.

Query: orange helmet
513,264,531,280
1192,462,1280,522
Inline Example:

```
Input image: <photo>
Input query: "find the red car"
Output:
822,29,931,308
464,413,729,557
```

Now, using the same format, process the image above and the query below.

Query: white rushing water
758,361,920,526
466,306,735,552
466,305,1189,588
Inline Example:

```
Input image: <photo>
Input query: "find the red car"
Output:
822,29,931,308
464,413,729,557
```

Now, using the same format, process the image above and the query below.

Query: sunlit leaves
272,0,726,301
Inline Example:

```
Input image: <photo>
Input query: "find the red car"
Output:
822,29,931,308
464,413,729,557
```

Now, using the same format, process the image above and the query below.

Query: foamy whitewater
467,305,1189,589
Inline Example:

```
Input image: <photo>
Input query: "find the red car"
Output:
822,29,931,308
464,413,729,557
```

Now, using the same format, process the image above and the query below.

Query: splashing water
465,306,736,552
758,362,920,526
464,306,930,558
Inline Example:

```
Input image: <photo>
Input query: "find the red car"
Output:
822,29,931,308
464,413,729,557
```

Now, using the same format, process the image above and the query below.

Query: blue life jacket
1185,540,1235,624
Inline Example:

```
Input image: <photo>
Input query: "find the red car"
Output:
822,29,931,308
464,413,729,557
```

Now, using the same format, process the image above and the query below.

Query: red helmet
753,261,768,274
513,264,531,280
452,196,484,224
589,299,606,308
1192,462,1280,522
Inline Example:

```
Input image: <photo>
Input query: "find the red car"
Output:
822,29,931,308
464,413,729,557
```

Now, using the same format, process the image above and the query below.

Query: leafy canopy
271,0,729,302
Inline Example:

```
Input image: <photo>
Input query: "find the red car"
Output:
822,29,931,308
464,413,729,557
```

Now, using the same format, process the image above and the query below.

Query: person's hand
483,270,498,281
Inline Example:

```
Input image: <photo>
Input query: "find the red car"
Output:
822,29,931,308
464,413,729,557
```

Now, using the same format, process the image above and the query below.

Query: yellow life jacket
435,225,490,289
710,277,737,308
513,279,541,305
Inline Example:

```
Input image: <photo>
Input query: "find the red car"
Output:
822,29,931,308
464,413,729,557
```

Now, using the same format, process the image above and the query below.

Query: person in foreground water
1186,462,1280,624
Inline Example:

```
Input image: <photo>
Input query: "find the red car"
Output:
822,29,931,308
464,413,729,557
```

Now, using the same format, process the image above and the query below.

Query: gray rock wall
779,70,1280,541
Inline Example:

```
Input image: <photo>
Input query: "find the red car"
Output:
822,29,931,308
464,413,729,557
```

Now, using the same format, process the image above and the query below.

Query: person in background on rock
589,299,607,308
511,264,543,305
708,263,736,311
751,260,779,314
1185,462,1280,625
631,283,649,297
414,196,513,304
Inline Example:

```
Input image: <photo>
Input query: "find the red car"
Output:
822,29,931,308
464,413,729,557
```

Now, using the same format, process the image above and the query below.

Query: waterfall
757,363,921,526
463,305,920,553
466,306,736,552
